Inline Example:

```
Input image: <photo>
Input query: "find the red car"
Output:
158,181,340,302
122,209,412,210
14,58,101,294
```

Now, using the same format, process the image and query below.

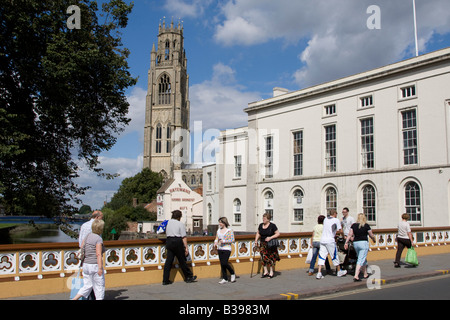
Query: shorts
318,242,340,267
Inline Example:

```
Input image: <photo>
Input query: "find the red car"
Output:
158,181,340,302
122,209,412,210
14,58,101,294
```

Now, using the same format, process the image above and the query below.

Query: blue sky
77,0,450,210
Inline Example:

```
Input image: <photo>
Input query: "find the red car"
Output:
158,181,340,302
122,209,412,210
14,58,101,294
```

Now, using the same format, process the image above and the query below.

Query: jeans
309,241,331,273
218,249,235,280
353,240,369,266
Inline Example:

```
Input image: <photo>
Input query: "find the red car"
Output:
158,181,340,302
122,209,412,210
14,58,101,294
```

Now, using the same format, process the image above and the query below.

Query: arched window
264,191,274,220
234,199,242,223
166,123,171,153
158,74,171,105
155,124,162,153
362,185,376,222
165,40,170,60
293,189,304,222
191,175,196,185
405,181,421,222
325,186,337,215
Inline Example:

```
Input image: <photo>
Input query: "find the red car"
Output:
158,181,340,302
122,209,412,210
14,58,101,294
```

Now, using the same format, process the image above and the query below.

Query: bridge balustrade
0,227,449,298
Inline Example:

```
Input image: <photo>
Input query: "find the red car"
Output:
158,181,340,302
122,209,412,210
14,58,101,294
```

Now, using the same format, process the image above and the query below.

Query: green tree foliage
105,168,163,211
0,0,136,216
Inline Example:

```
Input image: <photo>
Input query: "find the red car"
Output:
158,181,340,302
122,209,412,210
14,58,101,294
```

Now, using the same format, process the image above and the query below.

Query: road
306,274,450,300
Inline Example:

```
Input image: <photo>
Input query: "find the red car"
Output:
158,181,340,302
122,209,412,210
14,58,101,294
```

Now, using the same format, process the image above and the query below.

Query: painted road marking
280,293,298,300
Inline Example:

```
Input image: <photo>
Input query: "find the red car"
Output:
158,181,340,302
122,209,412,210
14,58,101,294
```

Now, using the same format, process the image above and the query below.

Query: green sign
111,228,117,234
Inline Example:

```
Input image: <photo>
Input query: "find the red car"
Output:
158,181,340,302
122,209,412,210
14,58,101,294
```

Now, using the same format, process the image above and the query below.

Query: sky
76,0,450,210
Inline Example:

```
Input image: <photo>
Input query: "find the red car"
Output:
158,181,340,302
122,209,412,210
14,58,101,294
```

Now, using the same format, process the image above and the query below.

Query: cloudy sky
77,0,450,210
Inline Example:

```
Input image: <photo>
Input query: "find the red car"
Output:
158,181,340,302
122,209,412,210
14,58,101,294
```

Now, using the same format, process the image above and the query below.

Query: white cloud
190,62,261,131
213,0,450,87
73,88,147,210
163,0,213,19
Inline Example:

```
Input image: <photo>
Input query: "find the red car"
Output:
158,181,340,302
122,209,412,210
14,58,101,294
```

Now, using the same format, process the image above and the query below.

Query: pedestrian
255,213,280,279
162,210,197,285
72,219,106,300
308,215,331,276
345,213,376,281
77,210,103,300
214,217,236,284
78,210,103,247
394,213,414,268
341,207,355,239
316,210,347,279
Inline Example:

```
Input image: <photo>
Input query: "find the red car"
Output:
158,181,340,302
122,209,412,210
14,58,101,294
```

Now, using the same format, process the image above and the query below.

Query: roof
245,47,450,113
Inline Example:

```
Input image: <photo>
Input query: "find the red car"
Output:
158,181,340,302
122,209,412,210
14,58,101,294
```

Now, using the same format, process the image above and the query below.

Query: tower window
158,75,171,105
156,124,162,154
165,40,170,60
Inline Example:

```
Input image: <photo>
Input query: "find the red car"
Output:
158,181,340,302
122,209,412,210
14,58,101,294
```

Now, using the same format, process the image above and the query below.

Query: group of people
71,207,415,299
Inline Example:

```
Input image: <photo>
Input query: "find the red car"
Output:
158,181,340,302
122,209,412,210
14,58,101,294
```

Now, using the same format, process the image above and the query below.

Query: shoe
218,279,228,284
308,272,314,276
394,263,400,268
316,272,324,280
337,270,347,277
185,276,197,283
353,278,362,282
268,274,274,279
162,281,172,285
261,273,269,278
230,274,236,283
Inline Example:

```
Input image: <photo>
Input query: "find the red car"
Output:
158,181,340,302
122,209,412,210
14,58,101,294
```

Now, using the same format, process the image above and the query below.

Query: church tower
143,20,190,179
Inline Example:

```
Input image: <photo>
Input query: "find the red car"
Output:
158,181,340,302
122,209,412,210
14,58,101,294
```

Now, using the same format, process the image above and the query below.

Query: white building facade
207,48,450,233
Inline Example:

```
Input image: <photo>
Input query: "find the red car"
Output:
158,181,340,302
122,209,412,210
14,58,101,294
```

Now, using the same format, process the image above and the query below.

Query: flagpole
413,0,419,56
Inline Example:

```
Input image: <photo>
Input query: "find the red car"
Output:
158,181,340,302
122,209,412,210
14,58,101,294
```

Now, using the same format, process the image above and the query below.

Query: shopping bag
70,270,85,300
305,248,313,264
405,247,419,266
157,220,169,234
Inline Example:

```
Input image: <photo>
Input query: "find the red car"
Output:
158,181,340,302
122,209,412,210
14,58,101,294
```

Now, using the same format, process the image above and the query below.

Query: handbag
267,238,279,249
405,246,419,266
305,248,313,264
69,269,85,300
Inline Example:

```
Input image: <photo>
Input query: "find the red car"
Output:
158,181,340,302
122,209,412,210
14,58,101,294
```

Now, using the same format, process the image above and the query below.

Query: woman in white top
214,217,236,284
308,215,331,275
394,213,414,268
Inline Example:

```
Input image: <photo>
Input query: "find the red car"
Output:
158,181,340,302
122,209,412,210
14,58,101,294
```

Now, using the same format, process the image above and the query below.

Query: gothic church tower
143,20,190,179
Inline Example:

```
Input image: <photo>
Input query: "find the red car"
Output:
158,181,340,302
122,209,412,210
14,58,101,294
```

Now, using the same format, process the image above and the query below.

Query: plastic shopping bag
405,247,419,266
70,270,84,300
305,248,313,264
157,220,169,234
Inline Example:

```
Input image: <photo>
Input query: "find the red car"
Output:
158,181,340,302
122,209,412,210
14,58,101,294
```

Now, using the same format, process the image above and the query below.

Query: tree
105,168,163,211
78,204,92,215
0,1,136,216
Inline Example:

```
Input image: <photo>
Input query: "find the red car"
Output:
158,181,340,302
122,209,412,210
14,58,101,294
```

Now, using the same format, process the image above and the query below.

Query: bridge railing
0,226,449,298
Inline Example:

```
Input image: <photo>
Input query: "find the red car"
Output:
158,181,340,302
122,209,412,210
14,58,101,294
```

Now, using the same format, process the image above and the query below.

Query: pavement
4,253,450,301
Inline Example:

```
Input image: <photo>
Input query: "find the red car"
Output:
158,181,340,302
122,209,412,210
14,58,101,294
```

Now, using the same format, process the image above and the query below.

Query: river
1,224,80,244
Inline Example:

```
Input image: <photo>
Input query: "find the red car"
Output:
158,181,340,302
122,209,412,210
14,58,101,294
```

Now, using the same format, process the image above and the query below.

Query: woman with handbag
254,213,280,278
72,219,106,300
214,217,236,284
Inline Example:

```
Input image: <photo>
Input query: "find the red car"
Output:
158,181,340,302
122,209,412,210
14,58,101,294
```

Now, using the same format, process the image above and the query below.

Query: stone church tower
143,20,190,179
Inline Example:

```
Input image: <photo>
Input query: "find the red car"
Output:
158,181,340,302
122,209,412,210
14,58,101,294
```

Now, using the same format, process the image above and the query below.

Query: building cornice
245,47,450,114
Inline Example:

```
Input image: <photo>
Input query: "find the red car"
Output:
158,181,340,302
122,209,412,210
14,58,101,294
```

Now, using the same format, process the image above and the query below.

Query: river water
2,224,80,244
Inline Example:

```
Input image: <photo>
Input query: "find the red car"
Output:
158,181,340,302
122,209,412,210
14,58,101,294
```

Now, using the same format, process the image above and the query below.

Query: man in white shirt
162,210,197,285
78,210,104,247
341,207,355,239
317,210,347,279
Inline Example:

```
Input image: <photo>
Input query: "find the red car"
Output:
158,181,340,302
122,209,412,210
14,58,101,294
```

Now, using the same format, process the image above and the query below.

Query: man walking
162,210,197,285
316,210,347,279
